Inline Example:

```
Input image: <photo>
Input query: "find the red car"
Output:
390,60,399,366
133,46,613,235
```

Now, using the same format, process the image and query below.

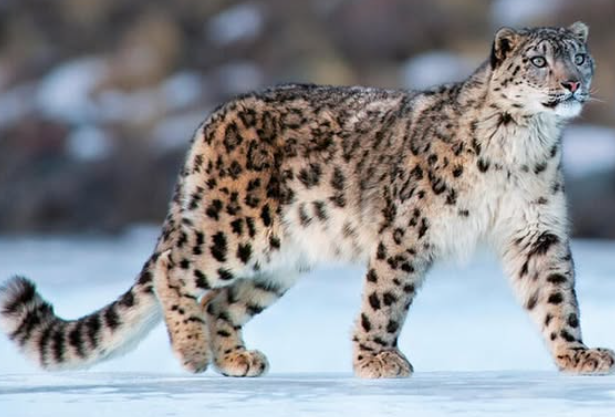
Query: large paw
215,349,269,377
556,347,615,375
354,349,413,379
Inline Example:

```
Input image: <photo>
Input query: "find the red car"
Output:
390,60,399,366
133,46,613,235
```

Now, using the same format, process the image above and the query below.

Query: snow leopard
1,22,613,378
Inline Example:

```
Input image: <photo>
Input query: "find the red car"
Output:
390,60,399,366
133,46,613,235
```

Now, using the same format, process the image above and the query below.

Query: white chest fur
431,113,565,263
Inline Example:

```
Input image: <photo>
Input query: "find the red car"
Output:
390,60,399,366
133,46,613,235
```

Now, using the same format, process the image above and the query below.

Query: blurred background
0,0,614,237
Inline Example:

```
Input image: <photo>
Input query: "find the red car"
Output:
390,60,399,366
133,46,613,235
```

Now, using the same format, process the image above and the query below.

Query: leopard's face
490,22,594,119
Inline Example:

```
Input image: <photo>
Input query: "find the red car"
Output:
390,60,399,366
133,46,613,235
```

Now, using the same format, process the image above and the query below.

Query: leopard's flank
2,22,613,378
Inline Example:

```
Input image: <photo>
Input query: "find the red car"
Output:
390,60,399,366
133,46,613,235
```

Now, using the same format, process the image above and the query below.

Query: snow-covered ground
1,229,614,416
3,372,615,417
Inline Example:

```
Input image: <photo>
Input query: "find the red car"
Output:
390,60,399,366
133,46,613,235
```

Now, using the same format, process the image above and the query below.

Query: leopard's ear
491,27,519,69
568,21,589,43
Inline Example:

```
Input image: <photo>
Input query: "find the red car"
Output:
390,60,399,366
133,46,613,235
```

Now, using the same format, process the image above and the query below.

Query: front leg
501,228,614,374
353,233,429,378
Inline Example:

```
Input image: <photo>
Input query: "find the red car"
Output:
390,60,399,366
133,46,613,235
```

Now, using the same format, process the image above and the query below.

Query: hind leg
153,250,213,373
203,273,297,377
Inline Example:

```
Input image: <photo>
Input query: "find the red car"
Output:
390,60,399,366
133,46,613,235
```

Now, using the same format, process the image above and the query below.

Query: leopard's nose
561,80,581,93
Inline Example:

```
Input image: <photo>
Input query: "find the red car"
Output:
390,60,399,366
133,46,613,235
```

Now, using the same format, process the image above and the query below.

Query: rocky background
0,0,614,237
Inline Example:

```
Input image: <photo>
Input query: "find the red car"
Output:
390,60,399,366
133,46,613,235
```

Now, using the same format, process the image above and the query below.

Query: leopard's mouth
543,95,583,109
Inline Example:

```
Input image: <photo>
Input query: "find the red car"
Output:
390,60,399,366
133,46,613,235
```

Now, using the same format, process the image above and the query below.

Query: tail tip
0,276,39,325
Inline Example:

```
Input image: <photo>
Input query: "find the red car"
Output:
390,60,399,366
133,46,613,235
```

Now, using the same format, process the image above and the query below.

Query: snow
65,125,113,162
2,373,615,417
207,3,264,47
401,52,474,91
1,231,614,415
562,125,615,178
36,57,108,124
160,71,204,111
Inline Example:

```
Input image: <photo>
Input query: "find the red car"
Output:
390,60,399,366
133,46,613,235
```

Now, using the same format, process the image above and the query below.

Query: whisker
586,89,607,103
585,97,606,104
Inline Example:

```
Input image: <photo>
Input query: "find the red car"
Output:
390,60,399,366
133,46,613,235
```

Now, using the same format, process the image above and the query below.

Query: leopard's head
489,22,594,119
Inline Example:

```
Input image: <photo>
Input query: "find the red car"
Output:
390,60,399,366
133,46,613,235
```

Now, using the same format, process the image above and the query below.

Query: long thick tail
0,258,161,370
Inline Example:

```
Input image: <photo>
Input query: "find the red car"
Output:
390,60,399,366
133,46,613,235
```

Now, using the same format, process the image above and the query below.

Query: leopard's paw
216,349,269,377
354,349,413,379
556,347,615,375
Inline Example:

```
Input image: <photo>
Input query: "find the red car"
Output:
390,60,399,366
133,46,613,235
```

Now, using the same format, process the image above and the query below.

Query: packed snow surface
2,372,615,417
1,230,614,416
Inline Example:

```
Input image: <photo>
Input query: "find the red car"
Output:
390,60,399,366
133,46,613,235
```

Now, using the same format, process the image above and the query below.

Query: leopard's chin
543,97,583,119
555,102,583,119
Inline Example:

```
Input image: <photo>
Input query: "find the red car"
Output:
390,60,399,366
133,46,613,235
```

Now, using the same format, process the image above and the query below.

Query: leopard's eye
530,56,547,68
574,53,586,65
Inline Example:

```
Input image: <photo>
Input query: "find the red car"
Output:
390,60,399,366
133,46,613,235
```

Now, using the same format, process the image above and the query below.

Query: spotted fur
1,23,613,377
